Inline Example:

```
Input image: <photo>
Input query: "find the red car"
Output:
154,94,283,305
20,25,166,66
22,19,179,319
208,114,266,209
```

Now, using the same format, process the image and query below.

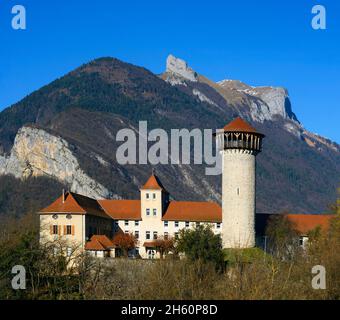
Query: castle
39,117,333,259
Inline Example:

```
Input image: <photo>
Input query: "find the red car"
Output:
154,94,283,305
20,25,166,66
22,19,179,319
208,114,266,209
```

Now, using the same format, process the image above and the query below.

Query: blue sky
0,0,339,142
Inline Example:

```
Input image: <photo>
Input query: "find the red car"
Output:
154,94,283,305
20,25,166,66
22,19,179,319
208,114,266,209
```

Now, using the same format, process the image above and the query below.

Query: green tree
176,224,224,269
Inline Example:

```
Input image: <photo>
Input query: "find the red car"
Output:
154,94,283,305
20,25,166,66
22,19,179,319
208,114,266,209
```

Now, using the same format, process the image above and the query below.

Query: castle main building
39,117,332,259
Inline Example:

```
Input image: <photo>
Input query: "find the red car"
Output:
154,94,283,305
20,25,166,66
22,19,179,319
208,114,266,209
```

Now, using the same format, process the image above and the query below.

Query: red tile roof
286,214,334,235
162,201,222,223
85,239,106,251
99,200,141,220
39,192,109,218
143,241,160,247
85,235,114,251
222,117,263,135
141,174,165,190
99,198,221,222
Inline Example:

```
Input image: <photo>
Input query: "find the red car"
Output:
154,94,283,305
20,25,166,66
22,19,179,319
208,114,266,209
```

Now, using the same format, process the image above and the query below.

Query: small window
52,214,58,220
135,231,139,239
216,223,221,229
175,221,179,228
237,188,240,195
125,230,129,234
146,231,150,240
66,225,72,235
153,193,156,200
196,222,200,227
125,220,129,226
146,193,150,199
53,225,58,235
146,208,150,216
164,232,168,240
185,221,189,228
153,232,158,240
174,232,179,239
135,220,139,226
153,208,157,216
135,247,139,255
66,214,72,220
164,221,168,227
115,220,119,225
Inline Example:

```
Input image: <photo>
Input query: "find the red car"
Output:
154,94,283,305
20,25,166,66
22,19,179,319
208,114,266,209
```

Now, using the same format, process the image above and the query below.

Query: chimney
62,189,65,203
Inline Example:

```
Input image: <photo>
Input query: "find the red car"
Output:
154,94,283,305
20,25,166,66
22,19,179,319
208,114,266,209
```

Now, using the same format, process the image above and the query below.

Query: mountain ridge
0,55,339,218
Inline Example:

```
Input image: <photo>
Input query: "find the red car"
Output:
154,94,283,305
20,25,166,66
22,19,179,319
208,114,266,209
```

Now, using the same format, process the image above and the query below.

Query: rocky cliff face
162,55,312,140
0,126,112,199
166,55,198,82
164,55,297,122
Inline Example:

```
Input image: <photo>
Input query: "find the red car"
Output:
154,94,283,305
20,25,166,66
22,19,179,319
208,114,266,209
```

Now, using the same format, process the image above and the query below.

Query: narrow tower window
237,188,240,195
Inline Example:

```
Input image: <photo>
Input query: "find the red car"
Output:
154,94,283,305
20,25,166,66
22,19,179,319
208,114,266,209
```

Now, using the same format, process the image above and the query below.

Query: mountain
0,55,339,218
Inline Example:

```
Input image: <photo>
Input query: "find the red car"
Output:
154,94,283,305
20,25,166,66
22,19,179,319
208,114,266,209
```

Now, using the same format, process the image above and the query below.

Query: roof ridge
222,117,264,135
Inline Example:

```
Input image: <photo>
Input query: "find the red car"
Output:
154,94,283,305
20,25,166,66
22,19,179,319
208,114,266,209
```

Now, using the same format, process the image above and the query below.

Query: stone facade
221,149,256,248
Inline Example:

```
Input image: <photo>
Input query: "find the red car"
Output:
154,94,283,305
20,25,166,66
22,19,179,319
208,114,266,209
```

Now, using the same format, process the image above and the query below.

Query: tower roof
141,173,166,191
222,117,264,136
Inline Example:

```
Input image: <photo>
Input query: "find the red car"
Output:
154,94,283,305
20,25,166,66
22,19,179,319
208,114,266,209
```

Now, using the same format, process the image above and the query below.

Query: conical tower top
216,117,265,153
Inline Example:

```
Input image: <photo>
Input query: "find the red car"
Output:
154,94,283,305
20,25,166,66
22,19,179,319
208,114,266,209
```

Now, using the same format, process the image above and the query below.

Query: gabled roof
85,235,114,251
162,201,222,223
99,200,141,220
143,241,160,247
141,174,166,191
222,117,263,135
39,192,109,219
286,214,334,235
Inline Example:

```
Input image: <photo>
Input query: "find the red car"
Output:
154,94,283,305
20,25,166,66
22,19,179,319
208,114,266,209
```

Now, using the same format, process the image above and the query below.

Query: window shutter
63,225,67,235
50,225,53,235
58,225,61,236
71,225,75,236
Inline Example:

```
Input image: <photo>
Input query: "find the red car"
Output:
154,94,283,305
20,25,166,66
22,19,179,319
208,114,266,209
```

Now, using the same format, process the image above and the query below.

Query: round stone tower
216,117,264,248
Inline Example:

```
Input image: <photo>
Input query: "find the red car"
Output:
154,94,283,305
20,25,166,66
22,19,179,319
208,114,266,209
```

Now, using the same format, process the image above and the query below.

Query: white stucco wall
117,188,222,259
39,213,85,253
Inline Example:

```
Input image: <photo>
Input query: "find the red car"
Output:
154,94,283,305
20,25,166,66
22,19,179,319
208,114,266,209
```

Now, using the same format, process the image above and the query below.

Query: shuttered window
66,225,72,235
52,225,58,235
